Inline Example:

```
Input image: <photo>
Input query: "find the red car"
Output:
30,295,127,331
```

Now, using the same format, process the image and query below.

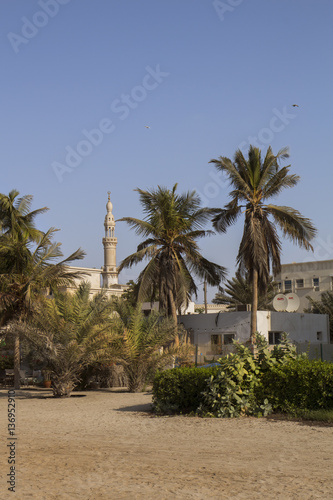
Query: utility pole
203,281,208,314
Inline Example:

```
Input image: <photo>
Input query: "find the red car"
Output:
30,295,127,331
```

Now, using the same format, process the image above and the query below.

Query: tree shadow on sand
0,388,87,399
115,403,153,414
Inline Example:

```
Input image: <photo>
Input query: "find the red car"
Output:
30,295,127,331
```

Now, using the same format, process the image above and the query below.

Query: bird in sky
145,125,150,128
292,104,299,107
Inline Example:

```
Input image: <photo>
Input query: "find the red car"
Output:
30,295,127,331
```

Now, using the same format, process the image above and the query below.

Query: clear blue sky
1,0,333,302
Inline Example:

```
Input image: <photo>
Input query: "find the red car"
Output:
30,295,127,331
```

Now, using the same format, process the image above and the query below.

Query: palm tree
209,146,316,337
0,190,85,388
0,189,47,242
20,283,114,397
117,184,226,329
110,301,182,392
212,271,277,311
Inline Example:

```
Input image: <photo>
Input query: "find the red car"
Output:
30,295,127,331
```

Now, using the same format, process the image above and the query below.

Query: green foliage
22,283,114,397
0,189,85,389
210,146,316,292
210,145,316,335
153,333,300,418
152,366,220,414
292,408,333,423
260,358,333,413
118,184,226,322
0,352,14,370
199,340,267,418
110,301,183,392
213,271,278,311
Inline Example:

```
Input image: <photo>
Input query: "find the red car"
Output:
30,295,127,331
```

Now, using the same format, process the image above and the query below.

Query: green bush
152,366,219,414
152,335,333,418
0,353,14,370
198,342,272,418
260,358,333,413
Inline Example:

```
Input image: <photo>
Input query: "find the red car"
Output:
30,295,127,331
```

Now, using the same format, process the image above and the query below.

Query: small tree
111,301,188,392
21,283,115,397
213,271,277,310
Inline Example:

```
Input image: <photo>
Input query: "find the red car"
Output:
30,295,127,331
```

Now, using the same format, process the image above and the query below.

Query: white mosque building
63,192,128,298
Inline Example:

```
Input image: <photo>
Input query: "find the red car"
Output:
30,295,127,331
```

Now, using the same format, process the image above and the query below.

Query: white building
178,310,331,361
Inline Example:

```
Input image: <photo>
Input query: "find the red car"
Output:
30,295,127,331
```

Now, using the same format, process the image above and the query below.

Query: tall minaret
102,192,118,287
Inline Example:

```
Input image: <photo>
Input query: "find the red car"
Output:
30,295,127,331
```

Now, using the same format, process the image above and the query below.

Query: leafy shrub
260,358,333,413
0,353,14,370
153,334,331,419
152,366,219,414
198,341,272,418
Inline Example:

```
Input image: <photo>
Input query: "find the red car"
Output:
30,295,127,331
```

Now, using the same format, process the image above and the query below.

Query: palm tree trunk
13,331,21,390
251,267,258,341
168,289,179,345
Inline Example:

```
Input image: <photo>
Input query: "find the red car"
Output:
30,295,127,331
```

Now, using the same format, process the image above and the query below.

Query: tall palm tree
209,146,316,337
0,190,85,388
212,270,277,311
117,184,226,327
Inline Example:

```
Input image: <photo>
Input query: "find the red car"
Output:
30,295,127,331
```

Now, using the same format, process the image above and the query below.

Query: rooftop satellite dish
285,292,300,312
273,294,288,312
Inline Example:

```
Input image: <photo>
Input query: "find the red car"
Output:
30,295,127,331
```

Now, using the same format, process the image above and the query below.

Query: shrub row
259,358,333,413
152,339,333,417
152,366,219,414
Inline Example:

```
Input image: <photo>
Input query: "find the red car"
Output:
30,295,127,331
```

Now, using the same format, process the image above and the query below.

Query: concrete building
178,310,331,362
274,259,333,312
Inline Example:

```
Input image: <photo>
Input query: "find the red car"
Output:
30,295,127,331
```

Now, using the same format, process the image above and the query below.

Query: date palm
110,300,182,392
0,190,85,388
0,189,47,242
117,184,226,327
21,283,114,397
209,146,316,337
212,271,277,311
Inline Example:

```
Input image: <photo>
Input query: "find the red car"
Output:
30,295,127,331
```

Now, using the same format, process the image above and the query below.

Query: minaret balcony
103,237,117,243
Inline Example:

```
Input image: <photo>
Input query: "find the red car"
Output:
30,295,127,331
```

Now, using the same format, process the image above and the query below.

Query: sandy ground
0,387,333,500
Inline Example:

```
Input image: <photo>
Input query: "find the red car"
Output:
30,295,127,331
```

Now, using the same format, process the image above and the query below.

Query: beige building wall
62,266,127,299
274,259,333,311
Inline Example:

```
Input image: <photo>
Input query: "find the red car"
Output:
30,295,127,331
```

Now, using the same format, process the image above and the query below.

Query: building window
313,277,319,290
296,279,304,288
269,331,282,345
224,333,235,345
284,280,292,292
211,334,222,354
211,333,235,352
317,331,322,341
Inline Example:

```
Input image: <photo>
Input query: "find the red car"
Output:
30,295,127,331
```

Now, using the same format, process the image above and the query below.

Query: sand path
1,388,332,499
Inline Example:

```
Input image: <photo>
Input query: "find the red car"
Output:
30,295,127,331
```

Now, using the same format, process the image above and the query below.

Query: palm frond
266,204,317,250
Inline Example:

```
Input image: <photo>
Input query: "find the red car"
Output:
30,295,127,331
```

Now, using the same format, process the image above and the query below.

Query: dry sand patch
1,388,332,499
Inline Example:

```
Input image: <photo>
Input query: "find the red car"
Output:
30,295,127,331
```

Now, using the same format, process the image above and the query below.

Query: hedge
152,366,219,414
259,358,333,412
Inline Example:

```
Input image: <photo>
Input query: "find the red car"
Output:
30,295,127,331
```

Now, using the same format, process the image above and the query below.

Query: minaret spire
102,192,118,287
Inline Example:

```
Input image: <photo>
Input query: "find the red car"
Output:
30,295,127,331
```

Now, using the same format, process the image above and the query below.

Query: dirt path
1,388,332,499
